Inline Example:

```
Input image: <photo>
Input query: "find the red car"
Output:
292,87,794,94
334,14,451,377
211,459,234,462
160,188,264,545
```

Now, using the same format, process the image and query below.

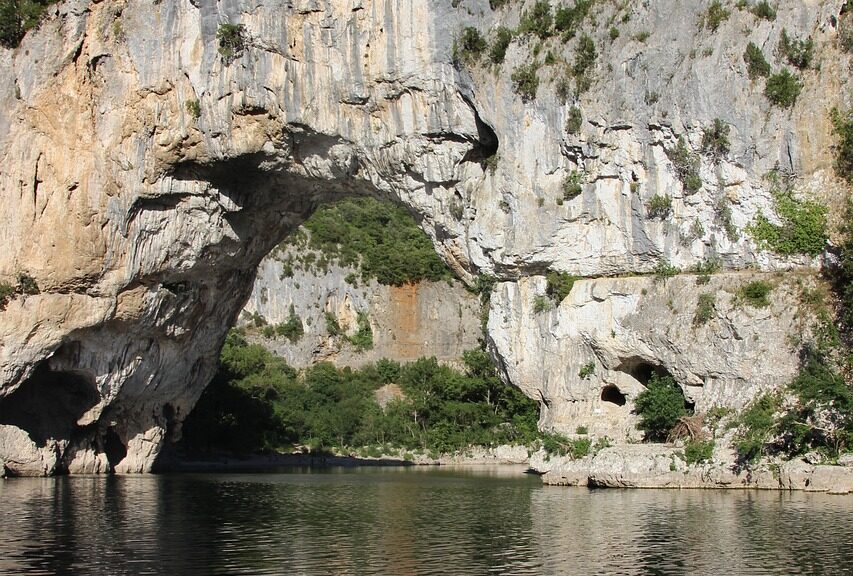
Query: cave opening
600,385,627,407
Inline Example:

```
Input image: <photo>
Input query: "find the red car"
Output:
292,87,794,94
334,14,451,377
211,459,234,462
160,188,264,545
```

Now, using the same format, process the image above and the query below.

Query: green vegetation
554,0,594,41
634,373,689,442
833,199,853,337
489,26,513,64
533,294,552,313
738,280,773,308
703,1,730,32
455,26,487,64
325,311,342,336
667,137,702,193
578,361,595,380
185,100,201,120
733,392,780,465
715,196,739,241
841,14,853,53
764,69,801,108
512,62,539,100
632,30,651,43
683,438,715,464
653,260,680,282
519,0,553,39
693,257,721,285
750,1,776,21
701,119,730,158
17,273,38,295
743,42,771,80
0,0,57,48
830,107,853,184
541,432,592,459
693,293,716,326
576,425,588,435
778,29,814,70
217,23,246,62
572,33,597,93
348,311,373,351
562,170,584,200
546,271,577,303
274,306,304,343
647,193,672,219
747,185,828,257
0,282,13,309
565,106,583,134
281,198,452,286
181,333,541,454
609,26,619,41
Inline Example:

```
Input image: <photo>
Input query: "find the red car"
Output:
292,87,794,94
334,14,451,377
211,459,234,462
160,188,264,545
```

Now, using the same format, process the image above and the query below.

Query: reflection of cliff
242,242,482,369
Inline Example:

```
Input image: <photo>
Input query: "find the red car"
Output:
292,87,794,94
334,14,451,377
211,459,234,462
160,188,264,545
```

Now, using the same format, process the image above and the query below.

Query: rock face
0,0,849,474
241,240,482,369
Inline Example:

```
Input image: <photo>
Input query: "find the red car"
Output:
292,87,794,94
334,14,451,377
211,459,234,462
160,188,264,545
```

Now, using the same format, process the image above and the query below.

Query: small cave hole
103,427,127,470
601,385,627,407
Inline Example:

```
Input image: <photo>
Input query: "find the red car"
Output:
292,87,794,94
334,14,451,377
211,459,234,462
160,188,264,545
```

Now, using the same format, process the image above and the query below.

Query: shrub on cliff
0,0,56,48
743,42,771,80
217,23,245,62
634,373,689,441
764,69,801,108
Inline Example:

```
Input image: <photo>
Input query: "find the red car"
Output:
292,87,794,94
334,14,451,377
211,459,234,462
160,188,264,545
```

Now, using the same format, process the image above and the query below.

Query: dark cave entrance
600,385,627,407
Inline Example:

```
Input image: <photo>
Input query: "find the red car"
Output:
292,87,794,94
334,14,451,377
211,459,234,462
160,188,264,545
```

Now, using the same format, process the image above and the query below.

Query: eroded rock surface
0,0,849,474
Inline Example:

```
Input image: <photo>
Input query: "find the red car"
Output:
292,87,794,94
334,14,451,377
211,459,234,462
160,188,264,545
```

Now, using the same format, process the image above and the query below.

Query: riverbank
531,444,853,495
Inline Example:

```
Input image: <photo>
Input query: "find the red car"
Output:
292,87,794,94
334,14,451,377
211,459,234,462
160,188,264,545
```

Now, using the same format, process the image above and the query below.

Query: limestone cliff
0,0,849,475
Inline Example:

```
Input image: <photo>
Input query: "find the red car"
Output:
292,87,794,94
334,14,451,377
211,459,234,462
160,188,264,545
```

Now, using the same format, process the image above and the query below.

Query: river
1,466,851,575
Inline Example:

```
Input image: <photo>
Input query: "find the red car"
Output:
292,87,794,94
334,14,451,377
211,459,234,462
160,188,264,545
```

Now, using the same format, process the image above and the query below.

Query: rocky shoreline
531,444,853,495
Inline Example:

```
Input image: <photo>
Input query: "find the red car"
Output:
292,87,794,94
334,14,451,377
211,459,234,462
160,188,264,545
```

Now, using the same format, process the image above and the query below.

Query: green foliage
701,118,731,158
693,292,716,326
455,26,487,64
647,193,673,219
285,198,451,286
17,273,38,295
489,0,511,9
751,1,776,21
275,305,304,343
683,439,715,464
634,373,689,441
533,294,552,313
703,1,730,32
546,271,577,303
489,26,513,64
573,33,597,77
348,311,373,351
566,106,583,134
578,361,595,380
181,337,542,455
217,23,246,62
576,425,588,435
830,107,853,184
554,0,594,41
833,199,853,337
764,69,801,108
185,100,201,120
609,26,619,41
0,0,57,48
667,137,702,193
693,257,721,284
632,30,651,43
743,42,771,80
0,281,13,309
653,260,680,282
519,0,553,39
778,29,814,70
738,280,773,308
733,392,780,465
325,311,343,336
562,170,584,200
747,188,828,257
841,14,853,53
541,432,592,459
511,62,539,100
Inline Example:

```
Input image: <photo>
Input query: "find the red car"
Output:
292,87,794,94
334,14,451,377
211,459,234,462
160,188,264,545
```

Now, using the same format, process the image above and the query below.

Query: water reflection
1,467,851,575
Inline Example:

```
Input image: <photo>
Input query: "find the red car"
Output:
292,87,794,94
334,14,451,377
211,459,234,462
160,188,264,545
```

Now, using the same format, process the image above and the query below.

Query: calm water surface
1,466,852,575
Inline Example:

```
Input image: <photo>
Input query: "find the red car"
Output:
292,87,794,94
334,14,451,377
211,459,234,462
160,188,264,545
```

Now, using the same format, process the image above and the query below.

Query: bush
511,63,539,100
519,0,552,39
573,33,597,77
693,293,716,326
563,170,584,200
701,118,730,158
764,69,801,108
546,271,577,303
830,108,853,184
634,373,689,441
743,42,771,80
667,137,702,193
748,188,828,257
18,273,39,295
683,439,715,464
185,100,201,119
541,432,592,459
0,0,56,48
653,260,680,281
734,392,780,465
275,305,304,343
578,361,595,380
778,29,814,70
554,0,593,40
647,193,672,219
533,294,552,313
325,311,343,336
693,257,720,284
348,311,373,351
565,106,582,134
751,1,776,21
217,23,246,62
0,282,13,309
489,26,513,64
738,280,773,308
455,26,487,64
704,1,730,31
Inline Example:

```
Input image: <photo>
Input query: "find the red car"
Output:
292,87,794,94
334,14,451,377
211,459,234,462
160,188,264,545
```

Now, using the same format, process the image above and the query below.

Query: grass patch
683,439,715,464
738,280,773,308
747,184,828,257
